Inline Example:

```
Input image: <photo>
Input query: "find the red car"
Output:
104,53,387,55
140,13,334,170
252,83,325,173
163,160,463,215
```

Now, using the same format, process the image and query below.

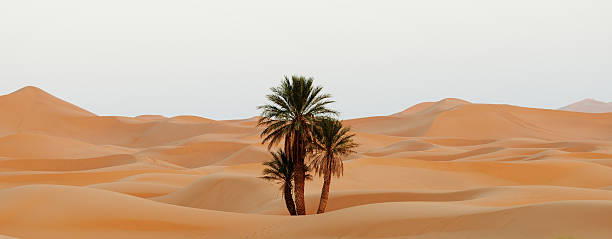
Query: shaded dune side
153,173,278,213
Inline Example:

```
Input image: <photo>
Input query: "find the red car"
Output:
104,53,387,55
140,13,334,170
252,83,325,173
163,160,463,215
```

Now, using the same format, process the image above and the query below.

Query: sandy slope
1,185,611,239
0,87,611,238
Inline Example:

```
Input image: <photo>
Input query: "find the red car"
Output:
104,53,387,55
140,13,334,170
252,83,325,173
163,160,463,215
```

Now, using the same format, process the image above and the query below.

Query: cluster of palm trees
258,76,358,215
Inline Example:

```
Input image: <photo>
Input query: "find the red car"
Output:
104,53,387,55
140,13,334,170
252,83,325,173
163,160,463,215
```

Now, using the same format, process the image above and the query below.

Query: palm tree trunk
283,181,297,216
293,135,307,215
317,171,332,213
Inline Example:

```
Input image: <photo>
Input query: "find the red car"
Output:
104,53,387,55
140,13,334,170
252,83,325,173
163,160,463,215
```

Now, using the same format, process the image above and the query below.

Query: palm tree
260,150,297,215
310,117,358,214
260,149,313,216
257,76,337,215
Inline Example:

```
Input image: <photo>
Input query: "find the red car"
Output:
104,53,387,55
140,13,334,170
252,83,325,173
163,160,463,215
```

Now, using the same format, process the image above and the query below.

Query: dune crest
392,98,471,116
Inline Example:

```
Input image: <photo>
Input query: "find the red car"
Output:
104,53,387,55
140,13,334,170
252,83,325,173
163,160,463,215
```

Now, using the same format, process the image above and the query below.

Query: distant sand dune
560,98,612,113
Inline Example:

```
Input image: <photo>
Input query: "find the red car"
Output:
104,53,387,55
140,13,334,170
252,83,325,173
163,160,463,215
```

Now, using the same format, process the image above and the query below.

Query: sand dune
136,141,254,168
128,118,256,147
0,154,137,171
0,87,611,238
349,99,612,141
154,173,278,213
426,104,612,140
0,133,134,159
118,172,204,186
365,139,436,157
392,98,470,117
560,98,612,113
1,185,611,238
346,98,470,137
167,115,215,124
89,181,181,198
159,177,612,214
134,115,167,122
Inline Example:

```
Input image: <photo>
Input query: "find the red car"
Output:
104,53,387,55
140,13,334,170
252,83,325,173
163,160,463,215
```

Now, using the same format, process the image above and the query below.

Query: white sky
1,0,611,119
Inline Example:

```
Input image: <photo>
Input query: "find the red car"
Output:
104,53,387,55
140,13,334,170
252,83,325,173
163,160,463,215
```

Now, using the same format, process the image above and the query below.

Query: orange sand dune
136,141,255,168
348,98,612,141
346,98,469,137
0,133,134,159
89,181,181,198
127,118,256,147
426,104,612,140
0,87,611,238
392,98,470,116
118,172,204,186
0,154,137,171
154,173,278,213
134,115,167,122
167,115,215,123
0,185,611,239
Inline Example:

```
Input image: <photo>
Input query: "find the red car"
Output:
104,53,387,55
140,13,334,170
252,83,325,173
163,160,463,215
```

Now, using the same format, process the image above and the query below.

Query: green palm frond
259,149,313,184
257,76,337,150
260,150,293,183
310,117,358,177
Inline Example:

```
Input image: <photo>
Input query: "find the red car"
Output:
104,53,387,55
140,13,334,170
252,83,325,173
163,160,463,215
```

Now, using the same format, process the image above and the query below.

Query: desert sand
560,98,612,113
0,86,611,238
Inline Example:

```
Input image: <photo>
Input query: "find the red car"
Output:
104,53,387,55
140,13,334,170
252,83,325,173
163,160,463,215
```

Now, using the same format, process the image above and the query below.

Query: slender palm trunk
293,135,307,215
283,181,297,216
317,170,332,214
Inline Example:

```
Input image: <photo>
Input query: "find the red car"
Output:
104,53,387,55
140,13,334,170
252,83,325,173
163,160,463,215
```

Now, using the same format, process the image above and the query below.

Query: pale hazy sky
1,1,611,119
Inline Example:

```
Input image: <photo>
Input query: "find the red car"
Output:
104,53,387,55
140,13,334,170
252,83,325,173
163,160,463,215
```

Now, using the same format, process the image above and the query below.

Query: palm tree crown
310,117,358,177
257,76,337,149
